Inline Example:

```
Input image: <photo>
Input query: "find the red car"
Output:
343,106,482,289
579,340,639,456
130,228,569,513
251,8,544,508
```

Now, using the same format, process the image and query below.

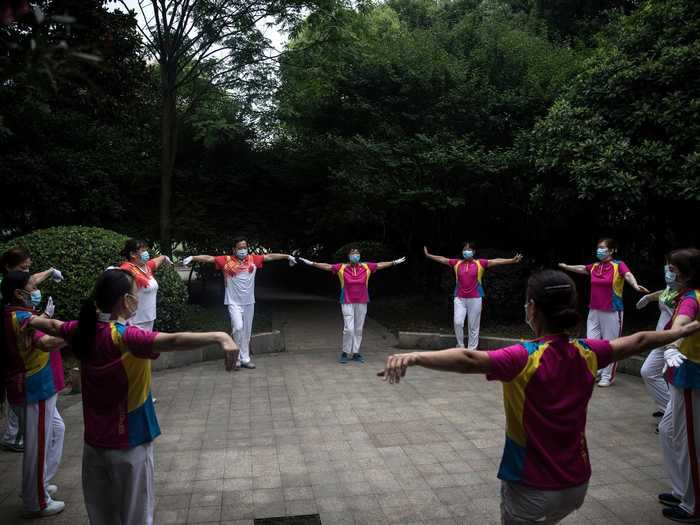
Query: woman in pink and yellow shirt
559,237,648,387
424,241,522,349
380,269,700,524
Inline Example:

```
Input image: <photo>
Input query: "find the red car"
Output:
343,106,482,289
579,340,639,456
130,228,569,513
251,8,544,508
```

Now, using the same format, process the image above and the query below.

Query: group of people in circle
1,236,699,525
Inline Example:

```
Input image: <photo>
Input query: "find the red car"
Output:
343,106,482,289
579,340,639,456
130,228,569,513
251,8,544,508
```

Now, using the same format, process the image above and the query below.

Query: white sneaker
23,500,65,518
47,485,58,497
597,378,612,387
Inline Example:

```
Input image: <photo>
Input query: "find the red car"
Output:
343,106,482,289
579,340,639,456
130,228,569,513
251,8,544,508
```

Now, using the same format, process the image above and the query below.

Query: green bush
1,226,187,331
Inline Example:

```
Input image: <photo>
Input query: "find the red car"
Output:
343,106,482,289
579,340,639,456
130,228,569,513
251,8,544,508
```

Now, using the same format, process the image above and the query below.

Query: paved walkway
0,293,674,524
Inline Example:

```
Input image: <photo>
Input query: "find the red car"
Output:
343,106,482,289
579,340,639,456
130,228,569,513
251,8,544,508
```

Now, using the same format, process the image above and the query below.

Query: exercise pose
1,272,66,517
424,242,522,349
636,260,681,420
119,239,172,331
657,248,700,522
183,237,295,369
27,269,238,524
380,269,700,525
559,238,648,387
299,246,405,363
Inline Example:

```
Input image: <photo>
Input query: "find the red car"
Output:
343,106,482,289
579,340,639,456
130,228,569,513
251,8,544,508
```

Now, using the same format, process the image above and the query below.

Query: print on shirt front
586,260,629,311
214,255,265,305
448,259,489,298
666,289,700,389
331,263,379,304
487,336,613,489
3,307,64,403
120,261,159,325
60,321,160,449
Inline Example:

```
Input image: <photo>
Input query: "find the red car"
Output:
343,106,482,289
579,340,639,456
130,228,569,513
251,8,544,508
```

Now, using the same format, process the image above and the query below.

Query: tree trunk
159,69,177,257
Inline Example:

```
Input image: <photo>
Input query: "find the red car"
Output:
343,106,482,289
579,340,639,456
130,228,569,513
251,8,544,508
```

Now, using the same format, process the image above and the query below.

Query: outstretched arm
558,263,588,275
263,253,296,264
378,348,492,383
183,255,215,265
376,257,407,271
298,258,333,271
27,316,64,337
152,331,238,354
610,318,700,362
30,268,63,286
636,290,663,310
150,255,173,271
624,271,650,294
487,254,523,268
424,246,451,266
36,335,67,352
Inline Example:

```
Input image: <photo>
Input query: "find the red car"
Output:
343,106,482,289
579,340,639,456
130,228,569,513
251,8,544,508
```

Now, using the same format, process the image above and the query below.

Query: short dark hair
347,246,360,254
0,270,31,305
462,241,476,250
526,270,580,332
597,238,617,252
121,239,147,260
669,248,700,289
1,247,31,273
232,237,248,248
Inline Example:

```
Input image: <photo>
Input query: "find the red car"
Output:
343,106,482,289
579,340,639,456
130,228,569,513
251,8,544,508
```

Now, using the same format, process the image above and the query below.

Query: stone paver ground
0,294,674,524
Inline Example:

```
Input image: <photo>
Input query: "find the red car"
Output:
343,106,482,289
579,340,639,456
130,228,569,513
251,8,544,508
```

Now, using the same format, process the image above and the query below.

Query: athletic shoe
339,353,349,364
352,353,365,363
23,500,65,518
240,362,256,369
1,441,23,452
654,411,665,418
47,485,58,497
662,506,700,522
597,378,612,387
659,493,682,507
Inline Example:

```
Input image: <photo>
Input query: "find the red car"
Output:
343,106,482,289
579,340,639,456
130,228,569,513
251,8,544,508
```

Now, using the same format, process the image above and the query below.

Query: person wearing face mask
27,269,238,525
635,259,681,422
379,269,700,525
424,242,523,349
298,247,406,363
654,248,700,523
0,272,67,517
183,237,296,369
559,238,649,387
119,239,172,332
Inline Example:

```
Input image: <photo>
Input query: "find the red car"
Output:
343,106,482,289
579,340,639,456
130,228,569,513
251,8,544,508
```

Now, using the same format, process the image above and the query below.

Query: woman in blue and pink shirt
28,269,238,525
299,246,406,363
424,241,522,349
380,269,699,524
559,237,648,387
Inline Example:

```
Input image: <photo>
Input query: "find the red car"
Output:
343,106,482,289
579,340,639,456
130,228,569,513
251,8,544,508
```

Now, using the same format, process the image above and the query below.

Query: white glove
44,296,55,318
183,256,193,266
287,255,297,266
164,256,173,265
636,294,652,310
663,346,687,374
392,257,407,266
299,258,314,266
51,268,64,282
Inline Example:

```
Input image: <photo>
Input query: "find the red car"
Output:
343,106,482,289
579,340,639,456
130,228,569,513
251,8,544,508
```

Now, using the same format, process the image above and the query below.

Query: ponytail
527,270,580,333
72,298,98,361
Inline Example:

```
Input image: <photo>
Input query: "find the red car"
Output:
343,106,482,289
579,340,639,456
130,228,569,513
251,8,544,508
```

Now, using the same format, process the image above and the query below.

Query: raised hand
182,256,193,266
51,268,64,282
287,255,297,266
45,297,55,318
393,256,407,266
513,254,523,263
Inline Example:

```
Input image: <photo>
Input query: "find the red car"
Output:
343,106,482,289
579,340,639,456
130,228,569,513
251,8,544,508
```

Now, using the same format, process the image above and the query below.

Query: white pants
131,320,154,332
641,304,674,412
2,403,23,447
454,297,482,349
83,441,155,525
342,303,368,355
23,395,65,512
660,386,700,515
228,303,255,364
501,481,588,524
587,309,623,382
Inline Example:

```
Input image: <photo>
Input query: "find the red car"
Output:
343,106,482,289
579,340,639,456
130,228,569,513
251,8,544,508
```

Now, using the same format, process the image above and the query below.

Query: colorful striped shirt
486,336,613,489
448,259,489,298
2,306,64,404
59,321,160,449
331,262,378,304
665,289,700,389
585,260,629,311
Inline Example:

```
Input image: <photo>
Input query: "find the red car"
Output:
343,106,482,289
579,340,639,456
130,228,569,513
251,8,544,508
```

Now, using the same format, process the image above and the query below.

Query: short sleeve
367,262,379,272
252,255,265,269
618,261,630,276
479,259,489,268
582,338,614,370
58,320,79,342
331,263,342,275
677,294,700,320
486,345,529,383
585,264,593,274
214,256,227,270
448,258,458,267
123,326,160,360
147,259,158,272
